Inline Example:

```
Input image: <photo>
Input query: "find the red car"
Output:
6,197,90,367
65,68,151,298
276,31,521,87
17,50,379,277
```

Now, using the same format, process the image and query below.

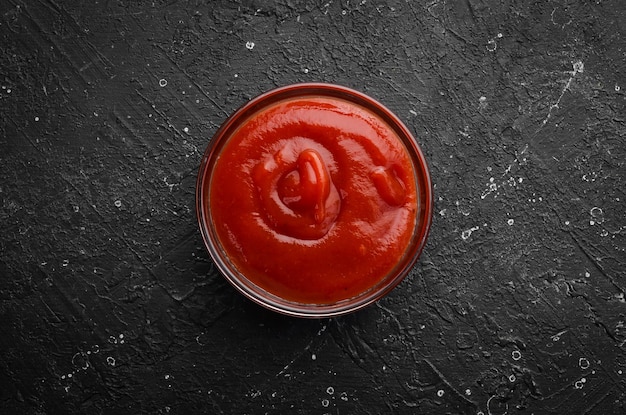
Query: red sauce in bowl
196,84,432,317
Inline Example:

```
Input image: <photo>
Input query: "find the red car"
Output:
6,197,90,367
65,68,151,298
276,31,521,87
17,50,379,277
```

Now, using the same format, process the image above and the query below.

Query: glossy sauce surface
209,97,418,304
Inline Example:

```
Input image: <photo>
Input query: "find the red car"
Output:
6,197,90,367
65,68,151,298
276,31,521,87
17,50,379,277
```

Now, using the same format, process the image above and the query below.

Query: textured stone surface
1,0,625,413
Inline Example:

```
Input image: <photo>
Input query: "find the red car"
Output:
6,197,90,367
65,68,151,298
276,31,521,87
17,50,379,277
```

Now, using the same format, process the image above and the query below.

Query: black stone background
1,0,625,414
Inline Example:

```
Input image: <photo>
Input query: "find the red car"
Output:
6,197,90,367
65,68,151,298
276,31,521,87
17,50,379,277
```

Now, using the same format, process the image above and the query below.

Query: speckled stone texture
1,1,625,414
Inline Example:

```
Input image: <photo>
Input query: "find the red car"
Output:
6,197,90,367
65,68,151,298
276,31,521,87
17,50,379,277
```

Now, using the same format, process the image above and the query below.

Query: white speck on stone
486,39,497,51
159,79,167,87
585,271,591,278
183,127,189,133
114,200,122,208
573,61,584,73
326,386,334,395
579,357,590,369
616,85,621,92
437,389,444,397
321,399,330,407
303,68,309,73
509,374,516,382
106,356,115,366
465,388,472,396
245,41,255,50
461,226,479,240
311,354,316,360
512,350,522,361
507,219,515,226
34,116,39,122
590,207,604,224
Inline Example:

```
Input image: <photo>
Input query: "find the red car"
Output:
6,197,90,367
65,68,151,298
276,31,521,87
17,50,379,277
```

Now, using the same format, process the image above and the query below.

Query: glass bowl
196,83,433,318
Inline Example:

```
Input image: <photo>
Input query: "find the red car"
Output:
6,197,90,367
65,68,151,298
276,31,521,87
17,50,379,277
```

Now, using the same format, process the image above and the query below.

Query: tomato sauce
208,95,419,304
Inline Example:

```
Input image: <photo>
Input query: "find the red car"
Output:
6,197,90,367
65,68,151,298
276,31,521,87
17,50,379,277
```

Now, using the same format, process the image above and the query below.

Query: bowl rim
196,82,433,318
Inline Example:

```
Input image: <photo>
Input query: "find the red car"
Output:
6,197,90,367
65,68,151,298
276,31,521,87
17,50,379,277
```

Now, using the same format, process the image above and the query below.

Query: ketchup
208,95,419,304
